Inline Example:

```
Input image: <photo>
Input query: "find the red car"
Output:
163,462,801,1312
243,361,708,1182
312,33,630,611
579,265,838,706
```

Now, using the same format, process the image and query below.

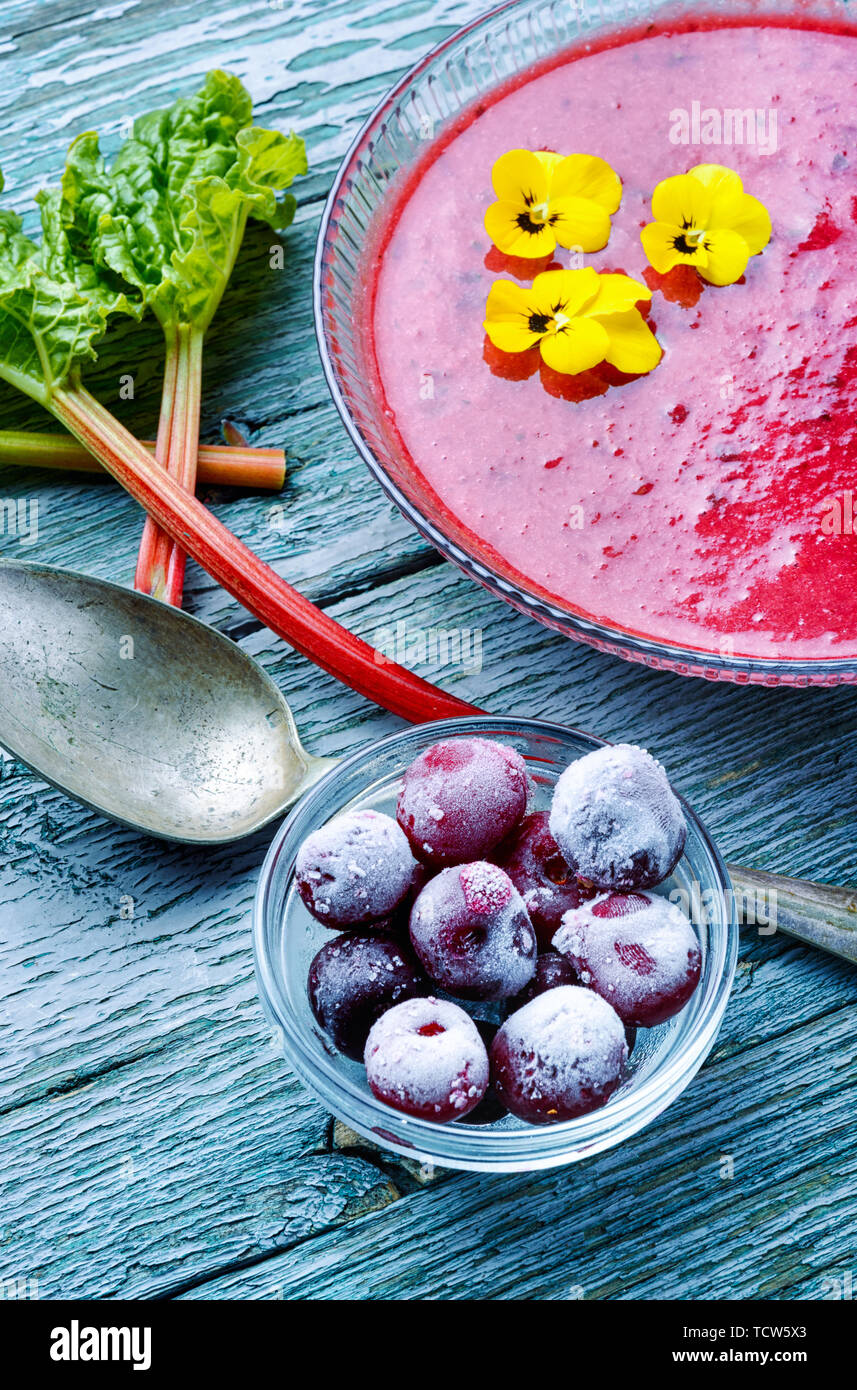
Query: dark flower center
528,311,552,334
515,209,558,235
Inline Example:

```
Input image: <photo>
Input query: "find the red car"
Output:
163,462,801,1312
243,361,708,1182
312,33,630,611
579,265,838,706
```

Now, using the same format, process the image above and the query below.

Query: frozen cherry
296,809,419,927
358,863,430,937
308,932,426,1060
509,950,579,1009
493,811,595,948
549,743,687,891
553,890,702,1028
490,985,628,1124
364,996,489,1121
409,861,537,1000
397,737,529,867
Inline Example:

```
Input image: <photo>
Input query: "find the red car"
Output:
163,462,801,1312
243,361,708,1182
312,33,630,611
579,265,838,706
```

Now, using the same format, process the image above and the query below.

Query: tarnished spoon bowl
0,560,333,843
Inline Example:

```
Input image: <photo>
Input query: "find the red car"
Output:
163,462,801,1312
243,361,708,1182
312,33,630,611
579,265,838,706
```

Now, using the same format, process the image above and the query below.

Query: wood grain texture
178,1006,857,1301
0,0,854,1302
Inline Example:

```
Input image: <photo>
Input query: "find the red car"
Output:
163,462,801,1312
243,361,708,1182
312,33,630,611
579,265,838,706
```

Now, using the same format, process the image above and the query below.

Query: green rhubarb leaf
61,69,307,335
0,170,138,406
36,186,143,322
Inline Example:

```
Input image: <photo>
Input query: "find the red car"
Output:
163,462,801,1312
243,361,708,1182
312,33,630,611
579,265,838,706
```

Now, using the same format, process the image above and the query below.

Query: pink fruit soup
367,18,857,660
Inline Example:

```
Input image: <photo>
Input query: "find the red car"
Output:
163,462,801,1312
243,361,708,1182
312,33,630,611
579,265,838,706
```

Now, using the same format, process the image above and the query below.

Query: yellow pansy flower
641,163,771,286
484,149,622,259
484,266,661,376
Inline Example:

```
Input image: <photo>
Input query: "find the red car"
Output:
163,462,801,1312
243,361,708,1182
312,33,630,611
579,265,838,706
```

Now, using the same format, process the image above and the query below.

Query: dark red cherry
397,737,529,868
490,985,628,1124
364,997,489,1121
308,932,426,1060
296,809,420,927
493,811,596,949
553,890,702,1027
550,744,687,891
509,950,579,1009
409,861,537,1001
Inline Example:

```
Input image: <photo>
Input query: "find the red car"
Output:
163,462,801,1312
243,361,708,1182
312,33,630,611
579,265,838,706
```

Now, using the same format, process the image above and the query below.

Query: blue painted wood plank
178,1004,857,1301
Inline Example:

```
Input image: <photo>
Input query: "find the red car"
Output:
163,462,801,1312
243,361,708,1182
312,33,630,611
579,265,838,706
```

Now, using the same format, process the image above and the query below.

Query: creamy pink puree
369,22,857,660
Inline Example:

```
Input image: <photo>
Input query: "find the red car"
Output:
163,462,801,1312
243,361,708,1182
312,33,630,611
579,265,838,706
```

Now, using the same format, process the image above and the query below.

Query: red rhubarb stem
135,325,204,606
51,383,478,724
135,328,181,599
163,326,204,606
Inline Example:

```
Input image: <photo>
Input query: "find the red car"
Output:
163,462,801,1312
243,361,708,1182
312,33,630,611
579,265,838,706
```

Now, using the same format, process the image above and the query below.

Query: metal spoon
0,559,336,843
0,559,854,964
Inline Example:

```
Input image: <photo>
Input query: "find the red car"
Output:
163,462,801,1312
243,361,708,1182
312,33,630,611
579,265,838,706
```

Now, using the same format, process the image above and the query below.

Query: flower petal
484,279,543,351
641,220,709,273
531,266,601,317
491,148,550,205
582,272,651,317
534,151,564,180
485,199,557,257
687,163,744,217
589,308,662,374
486,321,543,353
550,154,622,212
698,227,751,285
549,195,612,252
651,173,713,231
721,193,772,255
539,318,610,375
688,164,771,254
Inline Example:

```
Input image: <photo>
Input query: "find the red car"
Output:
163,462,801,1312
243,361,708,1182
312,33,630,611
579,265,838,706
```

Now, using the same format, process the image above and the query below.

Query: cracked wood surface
0,0,854,1302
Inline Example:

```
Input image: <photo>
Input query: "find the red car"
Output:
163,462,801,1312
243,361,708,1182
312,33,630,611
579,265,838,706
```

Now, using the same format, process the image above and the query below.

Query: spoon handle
726,863,857,965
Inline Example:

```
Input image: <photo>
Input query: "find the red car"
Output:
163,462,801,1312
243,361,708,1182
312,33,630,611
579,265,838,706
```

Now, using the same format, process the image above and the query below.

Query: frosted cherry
553,890,702,1027
509,951,579,1008
493,811,595,949
397,737,529,867
296,809,419,927
308,932,426,1060
490,985,628,1124
409,861,537,1000
364,996,489,1122
549,744,687,891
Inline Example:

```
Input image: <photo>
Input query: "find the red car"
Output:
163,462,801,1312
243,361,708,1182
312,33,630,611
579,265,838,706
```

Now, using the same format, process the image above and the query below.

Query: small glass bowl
254,717,737,1173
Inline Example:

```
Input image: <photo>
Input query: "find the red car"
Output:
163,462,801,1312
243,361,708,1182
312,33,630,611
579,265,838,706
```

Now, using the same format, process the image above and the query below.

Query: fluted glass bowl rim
313,0,857,688
254,717,738,1173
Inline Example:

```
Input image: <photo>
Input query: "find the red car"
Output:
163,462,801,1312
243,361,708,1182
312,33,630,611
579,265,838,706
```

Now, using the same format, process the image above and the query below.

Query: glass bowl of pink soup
314,0,857,687
254,717,737,1173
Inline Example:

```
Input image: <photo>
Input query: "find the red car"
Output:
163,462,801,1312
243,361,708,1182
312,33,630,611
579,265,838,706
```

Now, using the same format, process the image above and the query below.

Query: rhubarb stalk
0,429,286,489
59,71,307,605
134,324,204,603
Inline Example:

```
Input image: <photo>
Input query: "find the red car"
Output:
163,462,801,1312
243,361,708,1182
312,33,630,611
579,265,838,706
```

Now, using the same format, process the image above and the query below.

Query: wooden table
1,0,854,1303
